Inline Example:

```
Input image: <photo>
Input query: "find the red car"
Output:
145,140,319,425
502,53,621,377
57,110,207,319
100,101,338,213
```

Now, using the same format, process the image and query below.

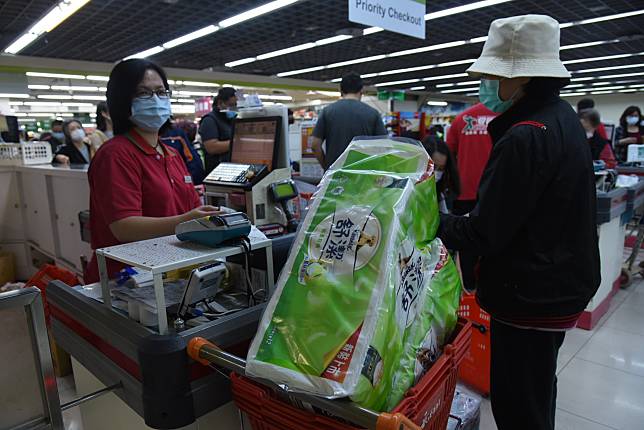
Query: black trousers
490,319,565,430
452,199,477,291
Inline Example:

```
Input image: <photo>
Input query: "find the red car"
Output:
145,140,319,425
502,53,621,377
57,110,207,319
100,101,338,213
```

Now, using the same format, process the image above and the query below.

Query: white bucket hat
467,14,571,79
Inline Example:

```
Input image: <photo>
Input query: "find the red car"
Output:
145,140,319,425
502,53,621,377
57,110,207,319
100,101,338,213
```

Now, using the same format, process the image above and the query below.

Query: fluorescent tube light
315,35,353,46
219,0,299,28
71,95,105,100
424,0,512,20
163,25,218,49
560,10,644,28
257,42,316,60
573,63,644,74
563,52,641,64
374,78,420,87
26,71,85,79
599,72,644,79
328,55,387,69
441,87,480,93
85,75,109,81
25,101,62,106
225,58,256,67
50,85,99,91
124,45,164,60
277,66,325,77
409,86,426,91
180,81,218,87
3,0,89,54
363,27,384,35
0,93,30,98
37,94,73,100
427,101,448,106
590,90,613,95
62,102,94,106
258,94,293,101
560,92,588,97
423,73,469,81
28,84,50,90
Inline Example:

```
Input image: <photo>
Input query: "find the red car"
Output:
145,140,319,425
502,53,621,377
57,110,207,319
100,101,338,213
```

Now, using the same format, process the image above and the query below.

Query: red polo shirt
85,129,200,283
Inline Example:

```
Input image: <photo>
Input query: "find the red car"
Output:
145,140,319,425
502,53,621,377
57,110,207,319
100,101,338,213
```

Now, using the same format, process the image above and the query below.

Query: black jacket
439,94,600,319
52,141,92,164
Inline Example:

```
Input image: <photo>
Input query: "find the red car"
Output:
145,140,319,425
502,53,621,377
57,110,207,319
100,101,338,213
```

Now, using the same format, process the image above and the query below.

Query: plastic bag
246,137,439,400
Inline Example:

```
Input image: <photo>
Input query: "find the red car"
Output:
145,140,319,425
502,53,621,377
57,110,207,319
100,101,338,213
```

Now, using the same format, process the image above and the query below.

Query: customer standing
422,138,460,214
579,109,617,168
311,73,387,169
576,98,609,140
615,106,644,161
52,120,94,164
88,101,114,150
446,102,497,290
86,59,221,283
438,15,600,430
198,87,237,175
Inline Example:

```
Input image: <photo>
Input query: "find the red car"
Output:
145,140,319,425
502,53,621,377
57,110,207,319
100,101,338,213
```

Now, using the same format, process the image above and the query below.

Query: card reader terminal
176,212,252,247
203,162,268,188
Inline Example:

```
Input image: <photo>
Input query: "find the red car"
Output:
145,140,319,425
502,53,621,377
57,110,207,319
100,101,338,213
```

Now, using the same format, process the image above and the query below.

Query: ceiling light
457,80,480,86
180,80,218,87
8,101,24,105
175,90,213,97
219,0,299,28
86,75,109,81
0,93,30,98
328,54,387,69
257,42,316,60
18,118,36,122
62,102,94,106
423,73,469,81
277,66,325,77
389,40,468,58
316,91,341,97
427,101,448,106
72,95,105,101
163,25,218,49
225,58,256,67
28,84,50,90
258,94,293,100
424,0,512,20
560,10,644,28
37,94,73,99
571,77,594,82
124,45,164,60
436,83,455,88
329,77,342,83
361,73,379,78
316,35,353,46
599,71,644,79
563,52,643,65
619,89,638,93
26,71,85,79
586,85,626,91
560,92,588,97
374,78,420,87
630,83,644,88
573,63,644,74
560,40,617,50
177,99,195,103
409,86,426,91
50,85,99,91
590,90,613,95
363,27,384,35
3,0,89,54
30,113,58,117
591,82,612,86
441,87,480,93
25,101,62,106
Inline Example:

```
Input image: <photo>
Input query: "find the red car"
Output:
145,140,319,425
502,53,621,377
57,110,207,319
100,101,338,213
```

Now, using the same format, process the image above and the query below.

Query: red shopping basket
230,319,472,430
457,292,491,395
24,264,79,324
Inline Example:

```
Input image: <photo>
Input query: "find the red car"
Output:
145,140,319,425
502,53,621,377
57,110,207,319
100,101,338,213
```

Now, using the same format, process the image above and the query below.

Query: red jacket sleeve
597,123,608,140
447,116,462,156
599,144,617,169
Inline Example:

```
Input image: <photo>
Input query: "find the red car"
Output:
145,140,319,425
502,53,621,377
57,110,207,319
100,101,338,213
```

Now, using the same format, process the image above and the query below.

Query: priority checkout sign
349,0,426,39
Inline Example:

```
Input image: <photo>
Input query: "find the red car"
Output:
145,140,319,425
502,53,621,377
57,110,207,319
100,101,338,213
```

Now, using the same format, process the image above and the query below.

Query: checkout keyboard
203,162,268,188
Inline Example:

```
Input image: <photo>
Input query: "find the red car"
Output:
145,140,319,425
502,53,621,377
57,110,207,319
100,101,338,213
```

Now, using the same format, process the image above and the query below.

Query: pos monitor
230,116,281,170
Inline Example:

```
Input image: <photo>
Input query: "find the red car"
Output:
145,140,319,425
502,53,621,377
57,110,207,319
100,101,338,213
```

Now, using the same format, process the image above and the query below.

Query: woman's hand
182,205,223,222
621,137,638,145
55,154,70,164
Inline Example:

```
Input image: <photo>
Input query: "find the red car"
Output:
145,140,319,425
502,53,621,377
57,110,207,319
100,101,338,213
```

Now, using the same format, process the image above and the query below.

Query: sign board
377,90,406,101
348,0,426,39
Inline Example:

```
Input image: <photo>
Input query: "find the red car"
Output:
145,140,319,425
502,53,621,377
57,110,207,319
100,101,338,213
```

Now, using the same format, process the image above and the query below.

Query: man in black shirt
199,87,237,174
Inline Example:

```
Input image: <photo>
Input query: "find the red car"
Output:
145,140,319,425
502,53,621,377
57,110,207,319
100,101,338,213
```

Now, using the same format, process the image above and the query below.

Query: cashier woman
198,87,238,175
85,59,222,283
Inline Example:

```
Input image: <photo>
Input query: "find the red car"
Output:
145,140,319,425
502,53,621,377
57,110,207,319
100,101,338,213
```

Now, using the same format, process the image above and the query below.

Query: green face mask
479,79,513,113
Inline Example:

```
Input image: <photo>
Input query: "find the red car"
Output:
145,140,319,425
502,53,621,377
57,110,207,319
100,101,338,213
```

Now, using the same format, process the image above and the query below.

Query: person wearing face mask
88,102,114,151
421,138,460,214
85,59,223,284
438,15,600,430
198,87,237,175
52,120,94,164
579,109,616,169
41,119,65,153
615,105,644,161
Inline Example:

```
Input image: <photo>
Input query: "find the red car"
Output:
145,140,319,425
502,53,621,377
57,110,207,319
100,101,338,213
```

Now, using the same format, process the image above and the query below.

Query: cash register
203,105,294,235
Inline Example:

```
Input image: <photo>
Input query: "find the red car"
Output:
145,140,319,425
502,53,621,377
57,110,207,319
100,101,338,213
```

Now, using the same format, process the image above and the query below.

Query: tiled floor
479,278,644,430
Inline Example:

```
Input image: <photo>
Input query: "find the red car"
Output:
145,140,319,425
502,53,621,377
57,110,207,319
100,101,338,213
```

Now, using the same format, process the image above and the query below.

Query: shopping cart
187,319,471,430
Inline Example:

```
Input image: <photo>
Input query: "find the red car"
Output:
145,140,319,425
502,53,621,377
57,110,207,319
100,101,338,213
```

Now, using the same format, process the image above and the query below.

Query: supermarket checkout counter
46,231,295,430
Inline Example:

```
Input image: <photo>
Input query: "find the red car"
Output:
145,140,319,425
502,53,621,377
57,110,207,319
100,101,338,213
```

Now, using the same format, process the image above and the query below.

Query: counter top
0,163,88,178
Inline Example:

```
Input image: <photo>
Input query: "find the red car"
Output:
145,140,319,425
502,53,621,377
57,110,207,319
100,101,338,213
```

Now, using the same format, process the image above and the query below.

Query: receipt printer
176,212,251,247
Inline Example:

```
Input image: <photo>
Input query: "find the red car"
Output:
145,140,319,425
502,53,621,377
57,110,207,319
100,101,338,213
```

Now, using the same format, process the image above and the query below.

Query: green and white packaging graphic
246,137,442,404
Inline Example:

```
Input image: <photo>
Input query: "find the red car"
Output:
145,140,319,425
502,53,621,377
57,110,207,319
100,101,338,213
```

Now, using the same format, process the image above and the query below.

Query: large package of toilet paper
246,137,456,410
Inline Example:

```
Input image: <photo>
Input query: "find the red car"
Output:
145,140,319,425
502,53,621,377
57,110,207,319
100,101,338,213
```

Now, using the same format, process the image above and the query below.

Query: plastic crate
456,293,491,396
0,142,52,166
23,264,80,324
231,319,472,430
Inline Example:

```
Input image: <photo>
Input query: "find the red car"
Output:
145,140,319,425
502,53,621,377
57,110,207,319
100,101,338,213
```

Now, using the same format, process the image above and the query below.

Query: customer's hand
55,154,70,164
622,137,638,145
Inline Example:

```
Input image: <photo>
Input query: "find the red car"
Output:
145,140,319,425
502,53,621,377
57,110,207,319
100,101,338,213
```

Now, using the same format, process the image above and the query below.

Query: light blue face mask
225,110,238,120
479,79,514,113
130,95,172,131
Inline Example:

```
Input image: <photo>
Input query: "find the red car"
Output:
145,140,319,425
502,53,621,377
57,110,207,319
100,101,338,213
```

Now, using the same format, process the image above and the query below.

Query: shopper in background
86,59,222,283
52,119,94,164
438,15,600,430
577,98,608,140
40,119,65,153
311,72,387,169
199,87,237,174
579,109,617,168
446,102,497,291
615,106,644,161
88,102,113,150
161,120,206,185
422,138,460,213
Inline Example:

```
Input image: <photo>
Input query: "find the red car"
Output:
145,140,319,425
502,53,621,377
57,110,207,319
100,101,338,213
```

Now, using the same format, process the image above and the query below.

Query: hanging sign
348,0,426,39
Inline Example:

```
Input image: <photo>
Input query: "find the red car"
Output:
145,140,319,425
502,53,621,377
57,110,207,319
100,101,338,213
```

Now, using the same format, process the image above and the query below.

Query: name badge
184,175,193,184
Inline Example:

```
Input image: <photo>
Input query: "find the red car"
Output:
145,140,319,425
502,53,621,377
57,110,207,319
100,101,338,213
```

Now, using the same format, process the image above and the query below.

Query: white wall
563,93,644,126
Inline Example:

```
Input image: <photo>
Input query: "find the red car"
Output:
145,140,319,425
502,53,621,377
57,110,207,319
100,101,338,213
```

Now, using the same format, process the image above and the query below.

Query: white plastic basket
0,142,52,166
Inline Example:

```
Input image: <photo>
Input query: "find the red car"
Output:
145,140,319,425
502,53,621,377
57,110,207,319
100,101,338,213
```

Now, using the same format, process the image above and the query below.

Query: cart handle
376,413,422,430
187,337,215,366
